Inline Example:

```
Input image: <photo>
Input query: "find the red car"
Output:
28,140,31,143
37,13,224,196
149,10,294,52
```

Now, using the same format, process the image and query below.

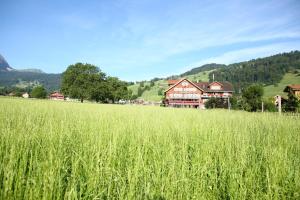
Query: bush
242,85,264,112
31,86,47,99
263,99,277,112
205,97,227,109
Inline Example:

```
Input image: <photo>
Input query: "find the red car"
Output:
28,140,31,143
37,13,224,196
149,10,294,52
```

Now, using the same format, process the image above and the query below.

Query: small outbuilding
50,92,64,100
284,84,300,99
22,93,29,98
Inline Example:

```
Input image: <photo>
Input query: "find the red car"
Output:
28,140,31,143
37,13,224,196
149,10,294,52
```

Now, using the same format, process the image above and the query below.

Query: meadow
0,97,299,199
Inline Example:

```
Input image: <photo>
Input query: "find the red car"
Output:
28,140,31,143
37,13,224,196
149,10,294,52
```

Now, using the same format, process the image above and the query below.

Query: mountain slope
209,51,300,91
263,72,300,98
0,71,61,91
0,54,14,72
0,54,61,91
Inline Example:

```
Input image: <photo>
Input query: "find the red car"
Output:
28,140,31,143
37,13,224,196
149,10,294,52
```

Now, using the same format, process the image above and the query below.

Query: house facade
284,84,300,100
50,92,64,100
164,78,234,108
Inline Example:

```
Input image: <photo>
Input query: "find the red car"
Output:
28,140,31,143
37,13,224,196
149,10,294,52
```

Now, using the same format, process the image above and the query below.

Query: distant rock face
0,54,14,72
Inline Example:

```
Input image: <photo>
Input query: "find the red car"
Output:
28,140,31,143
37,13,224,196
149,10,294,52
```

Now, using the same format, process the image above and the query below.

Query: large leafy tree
107,77,129,103
242,84,264,112
61,63,106,103
31,86,47,99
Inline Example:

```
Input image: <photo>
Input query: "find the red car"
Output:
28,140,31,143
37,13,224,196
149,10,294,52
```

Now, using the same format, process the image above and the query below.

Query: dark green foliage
107,77,130,102
242,85,264,112
61,63,105,102
205,97,228,109
0,71,61,91
157,88,163,96
137,87,143,96
263,99,277,112
283,92,300,112
181,63,226,76
151,77,163,82
31,86,47,99
139,82,144,87
0,87,31,96
208,51,300,92
136,84,152,97
130,94,138,100
229,96,238,109
150,81,155,87
61,63,130,103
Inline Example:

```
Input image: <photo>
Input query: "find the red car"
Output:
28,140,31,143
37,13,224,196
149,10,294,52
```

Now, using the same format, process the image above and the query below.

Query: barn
50,92,64,100
164,78,234,108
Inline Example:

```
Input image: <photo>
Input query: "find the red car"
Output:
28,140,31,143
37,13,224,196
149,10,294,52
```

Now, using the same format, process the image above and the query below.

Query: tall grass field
0,97,299,199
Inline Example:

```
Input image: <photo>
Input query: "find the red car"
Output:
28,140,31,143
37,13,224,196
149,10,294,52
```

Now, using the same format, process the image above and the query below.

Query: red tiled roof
165,79,234,93
194,81,233,92
167,80,180,85
50,92,64,97
288,84,300,90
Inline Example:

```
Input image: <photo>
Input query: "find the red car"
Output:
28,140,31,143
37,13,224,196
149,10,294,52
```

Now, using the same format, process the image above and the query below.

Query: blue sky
1,0,300,81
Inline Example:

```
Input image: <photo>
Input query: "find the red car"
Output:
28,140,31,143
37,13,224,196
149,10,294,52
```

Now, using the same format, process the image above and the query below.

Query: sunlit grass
0,97,299,199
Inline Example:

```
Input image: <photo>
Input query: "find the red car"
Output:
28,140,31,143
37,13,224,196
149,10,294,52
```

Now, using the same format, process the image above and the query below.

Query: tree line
205,84,300,112
208,51,300,92
61,63,131,103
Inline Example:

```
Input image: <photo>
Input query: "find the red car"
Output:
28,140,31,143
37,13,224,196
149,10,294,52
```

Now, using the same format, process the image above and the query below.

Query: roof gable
165,78,204,93
209,81,223,86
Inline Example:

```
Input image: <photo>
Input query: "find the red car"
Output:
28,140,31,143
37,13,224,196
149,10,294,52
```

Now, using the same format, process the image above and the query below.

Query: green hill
263,72,300,98
0,71,61,91
129,51,300,101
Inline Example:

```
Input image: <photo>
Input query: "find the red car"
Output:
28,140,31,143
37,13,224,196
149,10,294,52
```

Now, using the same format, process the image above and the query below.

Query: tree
157,88,163,96
61,63,106,103
107,77,130,103
137,86,143,96
284,92,299,112
205,97,227,109
242,84,264,112
31,86,47,99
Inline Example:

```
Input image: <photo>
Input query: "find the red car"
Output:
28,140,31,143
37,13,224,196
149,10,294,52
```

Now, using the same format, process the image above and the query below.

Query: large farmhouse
164,78,234,108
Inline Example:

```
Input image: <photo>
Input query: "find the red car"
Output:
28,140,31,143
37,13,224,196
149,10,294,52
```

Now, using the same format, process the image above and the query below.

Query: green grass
0,97,299,199
128,80,168,102
264,72,300,98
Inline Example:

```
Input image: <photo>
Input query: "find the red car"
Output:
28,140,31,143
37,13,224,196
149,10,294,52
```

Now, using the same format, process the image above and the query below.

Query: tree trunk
81,97,83,103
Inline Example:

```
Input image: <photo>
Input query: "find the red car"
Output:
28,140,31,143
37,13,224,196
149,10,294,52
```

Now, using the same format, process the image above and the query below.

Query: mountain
0,54,61,91
17,68,45,73
0,54,14,72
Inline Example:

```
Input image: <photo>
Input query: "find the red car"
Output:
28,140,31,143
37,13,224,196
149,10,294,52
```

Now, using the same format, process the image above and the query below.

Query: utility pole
275,95,282,114
261,101,264,112
278,95,282,114
228,96,231,110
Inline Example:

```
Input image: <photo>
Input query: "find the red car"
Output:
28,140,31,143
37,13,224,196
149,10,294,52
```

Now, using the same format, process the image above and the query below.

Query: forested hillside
209,51,300,91
129,51,300,101
0,71,61,91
